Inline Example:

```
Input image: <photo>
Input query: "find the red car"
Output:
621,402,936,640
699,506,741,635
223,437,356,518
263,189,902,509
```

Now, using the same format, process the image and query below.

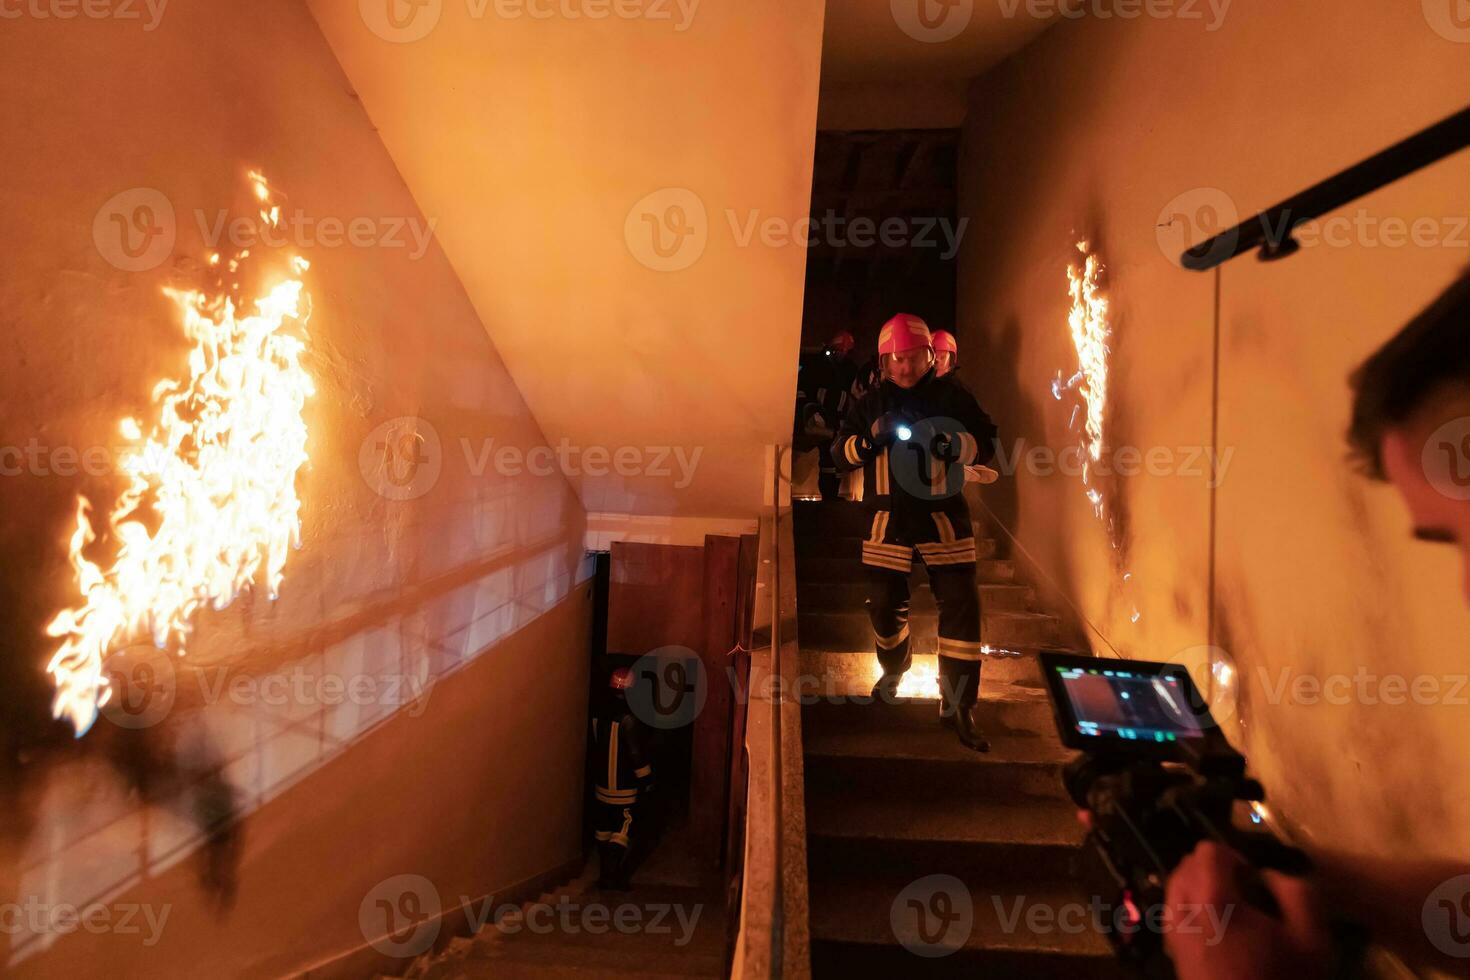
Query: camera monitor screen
1039,652,1217,753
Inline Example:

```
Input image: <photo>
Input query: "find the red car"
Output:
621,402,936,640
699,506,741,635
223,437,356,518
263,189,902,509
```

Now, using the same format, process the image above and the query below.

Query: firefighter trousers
594,798,636,882
862,504,986,707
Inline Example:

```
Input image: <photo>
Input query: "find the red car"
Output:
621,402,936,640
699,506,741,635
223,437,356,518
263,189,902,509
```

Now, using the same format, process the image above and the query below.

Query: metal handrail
1182,105,1470,270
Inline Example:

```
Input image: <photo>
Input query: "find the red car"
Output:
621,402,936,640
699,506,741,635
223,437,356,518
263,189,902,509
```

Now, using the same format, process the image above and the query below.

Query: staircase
383,866,726,980
795,498,1124,979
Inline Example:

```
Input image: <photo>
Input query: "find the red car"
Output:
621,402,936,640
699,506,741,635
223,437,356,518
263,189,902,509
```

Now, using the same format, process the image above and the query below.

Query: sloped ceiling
308,0,826,524
823,0,1058,81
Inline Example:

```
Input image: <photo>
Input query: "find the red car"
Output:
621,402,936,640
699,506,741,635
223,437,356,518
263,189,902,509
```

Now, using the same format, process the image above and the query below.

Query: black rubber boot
598,842,631,891
948,703,991,753
870,652,911,703
939,657,989,753
870,671,903,702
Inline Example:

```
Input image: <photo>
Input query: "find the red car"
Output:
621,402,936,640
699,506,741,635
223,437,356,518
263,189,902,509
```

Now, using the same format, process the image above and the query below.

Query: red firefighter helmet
932,330,958,356
878,314,933,356
828,330,855,357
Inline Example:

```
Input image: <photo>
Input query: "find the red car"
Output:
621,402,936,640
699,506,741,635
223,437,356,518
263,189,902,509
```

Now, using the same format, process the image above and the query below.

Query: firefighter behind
933,329,958,377
795,330,859,499
832,314,1000,752
590,665,655,891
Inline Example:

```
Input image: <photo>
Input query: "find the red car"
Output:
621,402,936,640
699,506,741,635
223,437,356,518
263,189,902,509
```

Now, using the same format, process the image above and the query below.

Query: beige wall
307,0,827,527
0,0,591,974
958,3,1470,861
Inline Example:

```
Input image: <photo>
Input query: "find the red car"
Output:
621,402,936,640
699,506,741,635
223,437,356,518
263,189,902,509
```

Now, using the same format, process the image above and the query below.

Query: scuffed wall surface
0,0,590,974
957,3,1470,859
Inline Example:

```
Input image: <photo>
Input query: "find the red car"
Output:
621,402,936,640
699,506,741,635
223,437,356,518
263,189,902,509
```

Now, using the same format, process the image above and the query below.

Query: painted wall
307,0,827,527
0,0,591,974
956,1,1470,866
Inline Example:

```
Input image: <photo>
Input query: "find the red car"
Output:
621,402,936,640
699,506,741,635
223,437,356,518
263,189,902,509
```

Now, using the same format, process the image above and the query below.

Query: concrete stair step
801,690,1060,736
803,727,1072,803
797,580,1034,612
453,891,724,978
811,942,1126,980
410,882,724,980
440,965,702,980
797,649,1054,694
447,941,723,979
801,695,1069,762
806,783,1086,884
806,873,1122,974
799,608,1062,650
791,499,887,538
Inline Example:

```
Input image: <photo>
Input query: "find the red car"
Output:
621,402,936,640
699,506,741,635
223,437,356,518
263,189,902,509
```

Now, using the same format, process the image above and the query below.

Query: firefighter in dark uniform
849,349,882,405
796,331,859,499
832,314,1000,752
591,666,654,890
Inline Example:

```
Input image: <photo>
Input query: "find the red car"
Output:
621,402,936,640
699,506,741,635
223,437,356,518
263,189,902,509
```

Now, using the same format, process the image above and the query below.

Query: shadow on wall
969,314,1092,653
0,483,589,974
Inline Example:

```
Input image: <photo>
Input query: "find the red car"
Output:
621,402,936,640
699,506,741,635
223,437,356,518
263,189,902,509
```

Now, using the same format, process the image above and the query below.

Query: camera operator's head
1349,268,1470,605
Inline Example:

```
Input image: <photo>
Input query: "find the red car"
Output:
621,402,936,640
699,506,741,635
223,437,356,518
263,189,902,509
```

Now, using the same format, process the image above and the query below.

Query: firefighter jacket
591,708,654,807
849,355,882,405
832,369,998,512
794,350,855,452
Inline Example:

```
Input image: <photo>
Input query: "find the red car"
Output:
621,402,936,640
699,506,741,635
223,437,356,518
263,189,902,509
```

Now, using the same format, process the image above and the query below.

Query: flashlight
897,425,912,441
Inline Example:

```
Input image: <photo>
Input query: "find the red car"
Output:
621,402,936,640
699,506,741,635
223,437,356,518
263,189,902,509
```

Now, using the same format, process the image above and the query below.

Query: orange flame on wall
1061,240,1110,506
45,175,314,736
1053,240,1140,626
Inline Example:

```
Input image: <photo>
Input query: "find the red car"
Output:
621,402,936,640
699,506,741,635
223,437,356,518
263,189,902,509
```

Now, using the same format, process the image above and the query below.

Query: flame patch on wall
46,173,315,736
